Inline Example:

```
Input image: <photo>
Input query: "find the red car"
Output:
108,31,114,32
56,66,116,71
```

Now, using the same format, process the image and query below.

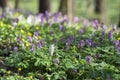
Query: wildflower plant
0,12,120,80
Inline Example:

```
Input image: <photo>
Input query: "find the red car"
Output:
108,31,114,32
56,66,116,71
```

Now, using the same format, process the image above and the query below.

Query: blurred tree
68,0,74,23
118,4,120,27
0,0,7,12
39,0,50,13
87,0,92,15
94,0,103,14
118,14,120,27
94,0,108,23
59,0,67,15
15,0,20,10
59,0,74,22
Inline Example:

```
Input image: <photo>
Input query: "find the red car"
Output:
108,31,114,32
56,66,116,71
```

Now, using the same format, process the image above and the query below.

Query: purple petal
13,46,18,52
108,30,113,40
86,56,92,64
30,44,35,52
114,40,119,47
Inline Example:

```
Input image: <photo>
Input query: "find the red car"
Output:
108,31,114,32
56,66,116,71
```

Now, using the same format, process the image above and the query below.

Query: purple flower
61,37,65,41
34,30,39,36
83,20,88,27
13,46,18,52
100,30,105,42
92,20,99,29
66,39,71,46
108,30,113,40
91,42,98,47
30,44,35,52
17,36,22,44
61,15,68,25
69,36,74,42
0,12,6,19
79,29,84,35
28,36,32,42
78,40,85,47
66,39,71,51
38,41,42,48
54,13,59,23
45,11,51,22
86,56,92,64
85,38,92,46
100,37,104,43
102,30,105,37
40,14,44,26
73,17,79,23
114,40,119,47
117,46,120,55
49,20,53,27
59,25,64,31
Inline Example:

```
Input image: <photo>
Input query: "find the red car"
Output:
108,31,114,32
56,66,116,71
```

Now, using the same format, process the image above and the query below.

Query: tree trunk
94,0,108,23
39,0,50,14
59,0,74,22
59,0,67,15
94,0,103,14
68,0,74,23
118,14,120,27
0,0,7,12
87,0,92,15
15,0,20,9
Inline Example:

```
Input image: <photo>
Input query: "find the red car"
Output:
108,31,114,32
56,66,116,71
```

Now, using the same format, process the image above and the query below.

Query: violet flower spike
28,36,32,42
66,39,71,46
85,38,92,46
38,41,42,48
108,30,113,40
45,11,50,22
69,36,74,42
49,20,53,27
59,25,64,31
41,14,44,26
13,46,18,52
78,40,85,48
117,46,120,55
54,13,59,23
17,36,22,44
114,40,119,47
92,20,99,29
30,44,35,52
34,30,39,36
66,39,71,51
73,17,79,23
79,29,84,35
100,30,105,42
86,56,92,64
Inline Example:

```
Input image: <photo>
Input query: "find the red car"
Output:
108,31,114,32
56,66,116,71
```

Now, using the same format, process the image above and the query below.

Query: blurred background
0,0,120,26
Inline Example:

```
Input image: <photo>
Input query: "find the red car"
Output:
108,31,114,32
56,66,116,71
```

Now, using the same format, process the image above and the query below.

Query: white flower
49,44,55,56
27,15,34,25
